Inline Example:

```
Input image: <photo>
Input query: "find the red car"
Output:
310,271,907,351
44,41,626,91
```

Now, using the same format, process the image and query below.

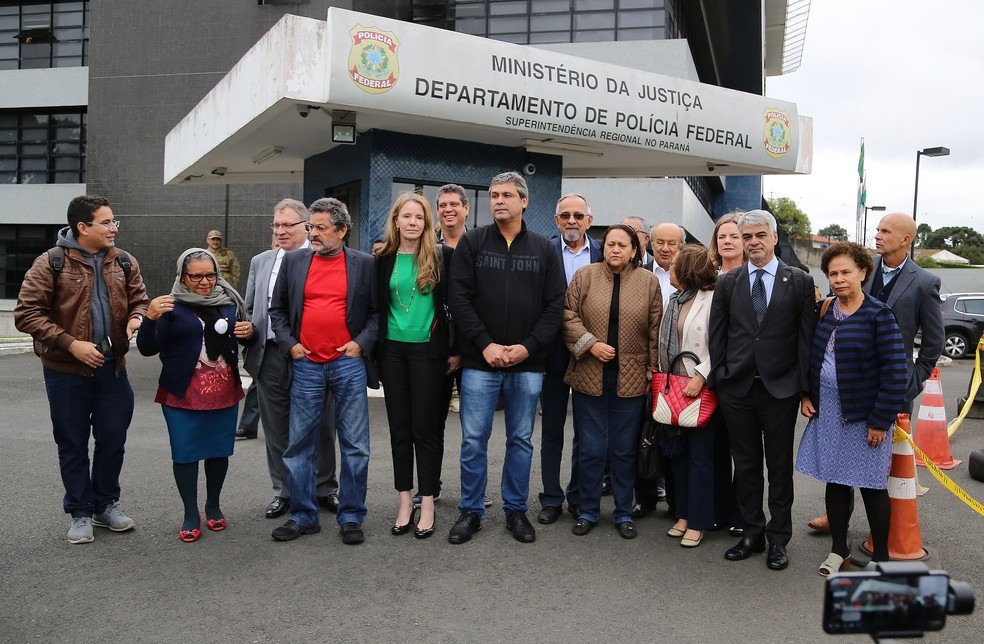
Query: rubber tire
970,449,984,483
943,331,969,360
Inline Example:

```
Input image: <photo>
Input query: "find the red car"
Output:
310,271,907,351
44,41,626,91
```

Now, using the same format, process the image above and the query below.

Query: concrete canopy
164,9,812,187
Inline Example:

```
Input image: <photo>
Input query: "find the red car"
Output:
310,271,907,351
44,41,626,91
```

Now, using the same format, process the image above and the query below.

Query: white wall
0,67,88,109
0,184,86,225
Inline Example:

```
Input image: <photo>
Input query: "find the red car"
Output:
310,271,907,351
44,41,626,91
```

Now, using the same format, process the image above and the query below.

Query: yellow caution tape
894,425,984,517
947,334,983,437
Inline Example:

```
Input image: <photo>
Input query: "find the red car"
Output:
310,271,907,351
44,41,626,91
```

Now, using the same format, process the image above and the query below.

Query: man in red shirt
268,198,379,545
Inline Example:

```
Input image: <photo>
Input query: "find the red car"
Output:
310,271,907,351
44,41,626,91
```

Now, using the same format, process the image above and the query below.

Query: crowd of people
14,178,944,576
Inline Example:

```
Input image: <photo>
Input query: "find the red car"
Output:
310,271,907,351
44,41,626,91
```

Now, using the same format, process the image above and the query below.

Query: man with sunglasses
15,195,149,544
242,199,340,521
537,194,601,526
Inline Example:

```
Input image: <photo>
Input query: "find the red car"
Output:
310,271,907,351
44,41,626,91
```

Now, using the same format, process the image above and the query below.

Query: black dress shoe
617,521,638,540
235,427,257,440
340,522,364,545
318,493,339,513
767,543,790,570
567,502,580,517
506,510,536,543
724,535,766,561
536,506,563,525
391,507,418,536
265,496,290,519
271,519,320,541
601,478,613,496
448,512,482,544
631,502,657,519
414,511,435,539
572,518,597,536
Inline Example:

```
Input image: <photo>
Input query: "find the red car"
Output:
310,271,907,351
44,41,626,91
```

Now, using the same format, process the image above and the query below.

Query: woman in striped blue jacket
795,242,907,576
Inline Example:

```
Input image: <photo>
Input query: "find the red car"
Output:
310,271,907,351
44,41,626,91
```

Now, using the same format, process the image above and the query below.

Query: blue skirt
162,405,237,464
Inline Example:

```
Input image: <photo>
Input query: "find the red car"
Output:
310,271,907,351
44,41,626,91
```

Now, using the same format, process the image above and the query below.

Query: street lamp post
913,146,950,222
863,205,886,247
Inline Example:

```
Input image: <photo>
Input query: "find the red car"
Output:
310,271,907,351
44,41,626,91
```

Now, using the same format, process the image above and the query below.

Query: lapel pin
782,277,788,282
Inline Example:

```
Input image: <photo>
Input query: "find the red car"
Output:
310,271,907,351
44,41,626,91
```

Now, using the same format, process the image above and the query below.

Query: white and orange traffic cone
913,368,962,470
861,414,929,561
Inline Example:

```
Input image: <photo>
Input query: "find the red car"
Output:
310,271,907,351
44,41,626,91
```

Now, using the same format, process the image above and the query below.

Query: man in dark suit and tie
268,197,378,545
242,198,339,520
536,193,602,524
807,212,944,532
709,209,817,570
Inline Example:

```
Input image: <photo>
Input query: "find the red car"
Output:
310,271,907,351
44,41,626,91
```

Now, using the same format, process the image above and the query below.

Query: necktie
752,269,767,327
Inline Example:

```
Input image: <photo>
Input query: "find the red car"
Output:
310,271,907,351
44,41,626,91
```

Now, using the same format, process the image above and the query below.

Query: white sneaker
67,516,94,544
92,503,135,532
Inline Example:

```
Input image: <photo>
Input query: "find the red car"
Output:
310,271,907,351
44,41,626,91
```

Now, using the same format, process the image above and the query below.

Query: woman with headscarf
138,248,254,542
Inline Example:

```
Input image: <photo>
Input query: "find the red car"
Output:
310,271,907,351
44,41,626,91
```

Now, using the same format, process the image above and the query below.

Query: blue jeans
539,372,580,508
459,368,543,518
44,364,134,517
572,370,644,524
284,355,370,528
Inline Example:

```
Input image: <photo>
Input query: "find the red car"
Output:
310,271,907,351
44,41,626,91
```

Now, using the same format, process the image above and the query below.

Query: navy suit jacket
709,259,817,399
269,247,380,389
545,235,603,375
864,256,944,404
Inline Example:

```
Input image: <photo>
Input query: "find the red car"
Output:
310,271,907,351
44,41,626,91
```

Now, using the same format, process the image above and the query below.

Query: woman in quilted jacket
563,224,662,539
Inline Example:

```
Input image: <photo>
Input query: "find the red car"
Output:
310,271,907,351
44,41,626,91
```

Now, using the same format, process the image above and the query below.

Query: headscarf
170,247,248,362
657,288,697,375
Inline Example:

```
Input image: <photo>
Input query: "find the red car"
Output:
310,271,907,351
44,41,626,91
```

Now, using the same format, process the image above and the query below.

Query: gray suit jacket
241,248,277,379
268,247,379,388
865,257,944,404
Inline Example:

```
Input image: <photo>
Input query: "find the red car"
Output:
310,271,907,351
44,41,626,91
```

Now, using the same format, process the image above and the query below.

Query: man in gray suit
243,199,338,520
807,212,944,532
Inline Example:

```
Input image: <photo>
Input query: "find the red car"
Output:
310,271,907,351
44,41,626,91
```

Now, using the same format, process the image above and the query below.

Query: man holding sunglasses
15,195,149,544
537,194,601,526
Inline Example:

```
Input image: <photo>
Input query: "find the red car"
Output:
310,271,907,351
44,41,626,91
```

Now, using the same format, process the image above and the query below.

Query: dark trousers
669,412,719,530
257,342,337,498
713,418,743,528
379,341,447,495
435,368,462,492
718,379,798,546
44,364,134,517
572,370,645,524
538,372,580,508
238,380,260,432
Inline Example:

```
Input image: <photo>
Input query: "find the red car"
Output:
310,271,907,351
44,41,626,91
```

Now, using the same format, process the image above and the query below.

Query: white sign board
324,7,800,172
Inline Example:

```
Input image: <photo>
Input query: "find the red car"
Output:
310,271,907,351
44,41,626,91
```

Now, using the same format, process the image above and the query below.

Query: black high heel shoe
414,510,435,539
391,506,417,536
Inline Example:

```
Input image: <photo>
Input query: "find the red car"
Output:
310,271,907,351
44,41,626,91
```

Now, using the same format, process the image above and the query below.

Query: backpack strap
46,247,65,274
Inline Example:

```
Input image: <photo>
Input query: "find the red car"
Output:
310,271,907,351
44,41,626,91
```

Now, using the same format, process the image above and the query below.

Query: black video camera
823,561,974,640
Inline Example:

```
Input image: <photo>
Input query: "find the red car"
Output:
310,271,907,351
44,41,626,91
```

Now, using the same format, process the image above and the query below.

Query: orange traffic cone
913,368,962,469
862,414,928,560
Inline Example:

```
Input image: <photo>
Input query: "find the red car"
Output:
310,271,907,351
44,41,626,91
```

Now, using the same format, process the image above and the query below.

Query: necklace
393,254,417,313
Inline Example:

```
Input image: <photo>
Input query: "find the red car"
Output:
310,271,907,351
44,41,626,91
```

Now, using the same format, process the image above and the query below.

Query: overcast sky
762,0,983,244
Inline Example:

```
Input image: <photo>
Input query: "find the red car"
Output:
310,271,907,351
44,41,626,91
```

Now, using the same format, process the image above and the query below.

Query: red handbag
651,351,718,428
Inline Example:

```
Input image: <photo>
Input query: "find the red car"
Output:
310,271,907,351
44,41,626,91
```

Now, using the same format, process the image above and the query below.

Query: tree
767,196,811,237
817,224,848,241
916,223,933,248
923,226,984,250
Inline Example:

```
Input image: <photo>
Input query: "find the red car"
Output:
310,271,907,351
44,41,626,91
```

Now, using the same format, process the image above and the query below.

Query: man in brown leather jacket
15,195,149,544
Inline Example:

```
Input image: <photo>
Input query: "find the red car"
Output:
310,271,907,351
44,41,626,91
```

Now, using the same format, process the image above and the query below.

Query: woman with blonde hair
375,192,457,539
709,212,745,273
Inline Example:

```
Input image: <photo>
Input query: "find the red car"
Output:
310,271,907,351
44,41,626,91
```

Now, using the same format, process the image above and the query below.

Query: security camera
706,164,715,172
211,167,227,177
297,104,310,118
523,163,536,176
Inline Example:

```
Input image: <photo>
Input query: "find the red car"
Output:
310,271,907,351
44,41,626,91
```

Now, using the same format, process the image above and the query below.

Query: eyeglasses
270,221,307,231
557,212,587,221
86,219,121,230
307,223,335,234
185,272,218,283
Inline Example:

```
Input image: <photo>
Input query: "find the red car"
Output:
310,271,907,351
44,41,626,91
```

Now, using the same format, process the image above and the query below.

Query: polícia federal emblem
349,25,400,94
763,109,791,158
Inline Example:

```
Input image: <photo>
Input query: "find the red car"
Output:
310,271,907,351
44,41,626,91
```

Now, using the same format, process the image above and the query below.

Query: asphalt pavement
1,346,981,643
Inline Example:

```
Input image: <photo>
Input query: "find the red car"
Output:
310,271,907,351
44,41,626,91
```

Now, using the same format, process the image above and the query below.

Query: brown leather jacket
14,246,149,375
563,262,662,397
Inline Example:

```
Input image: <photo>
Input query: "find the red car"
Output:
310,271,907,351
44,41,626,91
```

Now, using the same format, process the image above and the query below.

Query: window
0,223,62,298
0,109,87,184
958,298,984,316
411,0,679,44
391,180,492,231
0,1,89,71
